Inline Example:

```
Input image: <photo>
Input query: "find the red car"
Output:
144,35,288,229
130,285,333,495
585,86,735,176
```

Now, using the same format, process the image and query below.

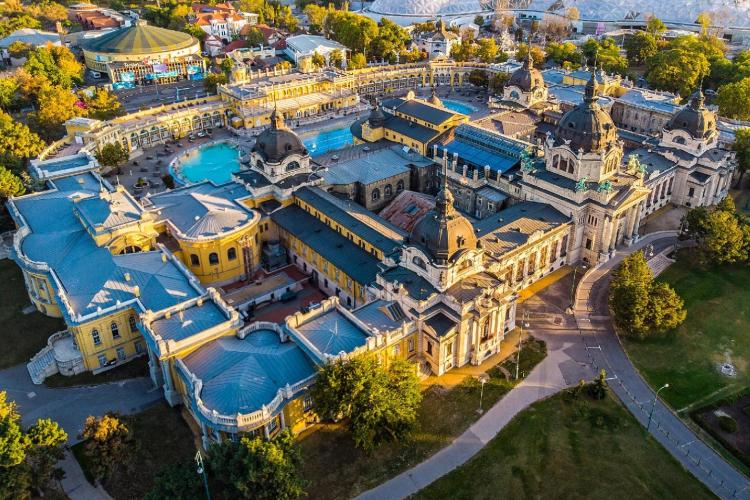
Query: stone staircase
648,252,675,277
27,346,57,385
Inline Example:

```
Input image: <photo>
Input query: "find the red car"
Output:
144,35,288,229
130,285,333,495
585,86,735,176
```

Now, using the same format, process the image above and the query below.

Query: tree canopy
716,78,750,120
686,197,750,265
79,413,136,482
23,45,83,90
312,356,422,451
624,32,658,65
609,251,686,338
733,128,750,188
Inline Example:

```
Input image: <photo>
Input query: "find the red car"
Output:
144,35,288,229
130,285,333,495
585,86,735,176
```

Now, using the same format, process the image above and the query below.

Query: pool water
442,99,477,115
303,126,354,156
174,142,240,184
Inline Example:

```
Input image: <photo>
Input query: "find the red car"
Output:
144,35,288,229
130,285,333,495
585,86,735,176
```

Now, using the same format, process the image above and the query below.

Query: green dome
82,21,197,55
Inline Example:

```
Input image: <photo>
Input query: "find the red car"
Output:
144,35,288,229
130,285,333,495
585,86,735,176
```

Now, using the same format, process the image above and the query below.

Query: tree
716,78,750,120
515,43,545,66
23,45,83,89
95,143,129,170
450,40,477,62
329,49,344,69
646,15,667,36
733,128,750,188
545,41,580,68
79,414,135,482
683,206,710,240
0,78,19,112
243,27,266,46
208,429,305,499
476,37,498,63
7,40,31,59
311,51,326,68
624,31,658,65
220,57,235,75
312,357,422,451
697,12,712,36
701,207,748,264
0,14,40,39
31,84,84,141
204,72,228,93
609,251,686,338
566,6,580,21
0,111,45,166
349,52,366,69
467,69,489,88
588,369,608,400
145,460,202,500
489,72,509,93
580,38,628,75
83,88,123,120
0,392,67,498
646,49,709,97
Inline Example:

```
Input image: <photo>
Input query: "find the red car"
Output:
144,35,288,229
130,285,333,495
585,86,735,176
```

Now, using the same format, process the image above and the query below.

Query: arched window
674,136,686,145
396,179,404,192
111,322,120,339
190,254,200,266
412,256,427,270
227,247,237,261
285,160,300,172
209,252,219,265
92,328,101,346
384,184,392,197
371,188,380,201
552,155,560,169
129,315,137,333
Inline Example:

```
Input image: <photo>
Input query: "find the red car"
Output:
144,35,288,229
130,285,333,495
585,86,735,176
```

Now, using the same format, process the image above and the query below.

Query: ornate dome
508,52,544,92
409,174,477,264
368,103,386,128
253,108,307,163
554,71,617,153
665,90,716,140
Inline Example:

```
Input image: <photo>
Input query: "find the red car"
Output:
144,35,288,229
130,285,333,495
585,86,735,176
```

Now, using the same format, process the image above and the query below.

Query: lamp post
646,383,669,436
515,311,529,381
195,450,211,500
477,372,490,414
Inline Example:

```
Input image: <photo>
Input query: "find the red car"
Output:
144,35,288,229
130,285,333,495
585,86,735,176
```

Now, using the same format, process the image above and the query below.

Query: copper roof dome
665,90,716,140
554,71,617,153
409,169,477,264
508,51,545,92
253,108,307,163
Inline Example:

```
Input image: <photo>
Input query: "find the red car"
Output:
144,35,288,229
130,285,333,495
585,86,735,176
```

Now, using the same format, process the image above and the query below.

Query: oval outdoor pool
303,126,354,156
172,142,241,184
442,99,477,115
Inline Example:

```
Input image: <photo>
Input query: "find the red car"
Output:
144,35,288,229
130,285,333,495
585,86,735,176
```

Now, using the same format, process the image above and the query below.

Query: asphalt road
115,80,213,112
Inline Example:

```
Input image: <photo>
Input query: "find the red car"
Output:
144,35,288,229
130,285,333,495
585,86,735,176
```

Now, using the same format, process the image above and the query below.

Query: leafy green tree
0,392,67,498
243,27,266,46
31,84,84,141
515,43,545,66
7,40,31,59
646,15,666,36
624,31,657,65
208,429,305,499
84,88,123,120
0,78,19,112
304,4,329,34
450,40,477,62
545,41,580,68
311,51,326,68
646,49,709,97
701,205,748,264
349,52,367,69
204,73,228,93
95,142,129,169
0,14,41,38
609,251,686,338
220,57,235,75
476,37,498,63
144,460,202,500
489,72,510,93
733,128,750,188
329,49,344,69
79,413,135,482
716,78,750,120
581,37,628,74
23,46,83,89
0,111,45,166
312,357,422,451
588,369,608,400
468,69,489,88
474,15,485,26
683,206,710,240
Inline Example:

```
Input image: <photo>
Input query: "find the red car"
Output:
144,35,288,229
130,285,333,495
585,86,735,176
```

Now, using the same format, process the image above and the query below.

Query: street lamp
646,383,669,436
477,372,490,414
195,450,211,500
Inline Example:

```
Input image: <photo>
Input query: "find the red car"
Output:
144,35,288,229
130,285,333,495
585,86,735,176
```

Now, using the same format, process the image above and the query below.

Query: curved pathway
357,330,593,500
574,232,750,500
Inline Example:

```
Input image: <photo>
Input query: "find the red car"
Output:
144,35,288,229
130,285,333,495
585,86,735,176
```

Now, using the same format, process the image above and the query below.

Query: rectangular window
98,354,107,367
688,187,695,197
116,347,126,361
585,238,593,250
267,416,278,433
446,342,453,356
426,341,433,355
92,329,101,346
134,341,144,354
408,338,415,352
303,394,313,411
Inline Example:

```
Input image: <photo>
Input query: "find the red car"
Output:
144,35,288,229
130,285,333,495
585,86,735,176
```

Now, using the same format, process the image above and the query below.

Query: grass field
73,402,197,500
0,259,65,369
298,339,547,500
415,391,713,500
622,251,750,412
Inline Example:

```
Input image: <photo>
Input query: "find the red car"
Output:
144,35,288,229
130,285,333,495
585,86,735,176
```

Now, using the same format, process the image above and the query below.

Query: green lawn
0,259,66,369
415,391,713,500
623,251,750,412
73,402,198,500
299,338,547,500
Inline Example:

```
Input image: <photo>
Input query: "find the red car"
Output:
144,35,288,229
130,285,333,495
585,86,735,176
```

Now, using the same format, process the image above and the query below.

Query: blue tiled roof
9,172,201,324
293,309,368,356
321,147,414,186
75,190,144,233
146,181,255,238
181,329,316,416
382,97,461,125
148,299,229,343
271,204,382,286
353,299,407,332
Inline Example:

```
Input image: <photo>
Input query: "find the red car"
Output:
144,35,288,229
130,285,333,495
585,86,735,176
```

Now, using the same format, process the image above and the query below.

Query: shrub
161,174,175,189
718,415,738,433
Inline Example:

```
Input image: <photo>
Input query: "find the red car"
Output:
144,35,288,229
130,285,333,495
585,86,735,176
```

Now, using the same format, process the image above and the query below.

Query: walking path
59,450,111,500
357,330,593,500
574,232,750,500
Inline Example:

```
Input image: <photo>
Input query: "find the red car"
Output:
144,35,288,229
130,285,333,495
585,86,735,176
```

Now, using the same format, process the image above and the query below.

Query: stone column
147,347,160,388
161,359,179,406
599,216,613,260
632,202,644,241
624,207,637,245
